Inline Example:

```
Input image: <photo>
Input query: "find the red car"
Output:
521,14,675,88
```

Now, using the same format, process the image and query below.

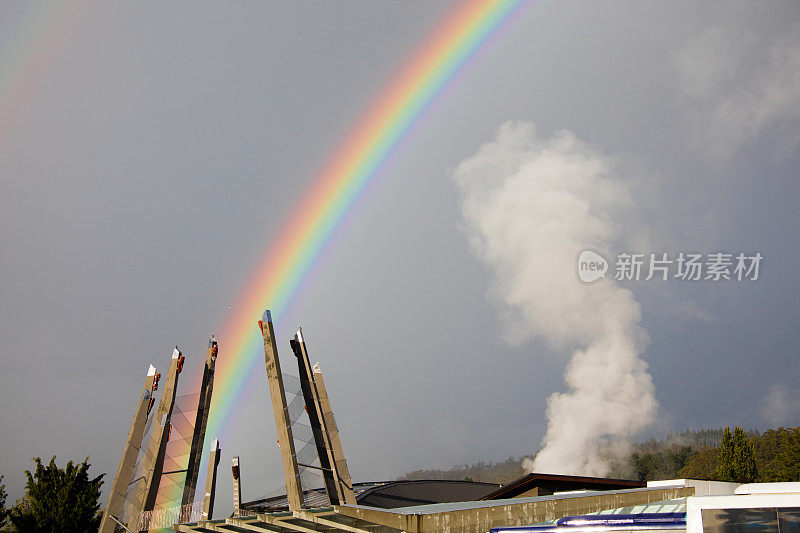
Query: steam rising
451,122,657,475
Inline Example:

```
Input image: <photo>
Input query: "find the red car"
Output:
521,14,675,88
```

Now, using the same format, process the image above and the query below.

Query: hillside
398,457,527,485
398,427,800,485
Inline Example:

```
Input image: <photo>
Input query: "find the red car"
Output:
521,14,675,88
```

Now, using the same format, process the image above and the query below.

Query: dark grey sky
1,0,798,518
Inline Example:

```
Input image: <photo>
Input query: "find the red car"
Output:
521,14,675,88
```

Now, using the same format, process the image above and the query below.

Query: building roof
355,479,500,509
243,473,646,514
482,473,645,500
241,481,390,513
359,485,685,515
241,479,501,513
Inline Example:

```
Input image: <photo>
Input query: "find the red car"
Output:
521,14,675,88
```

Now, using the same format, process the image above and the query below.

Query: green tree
0,474,8,530
629,446,694,481
716,426,736,481
9,456,104,533
753,427,800,481
8,495,36,533
716,426,758,483
609,426,799,483
732,426,758,483
679,448,719,480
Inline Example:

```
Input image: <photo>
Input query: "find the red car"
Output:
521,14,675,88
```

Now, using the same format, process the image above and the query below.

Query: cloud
674,23,800,160
762,383,800,426
673,27,753,99
451,121,658,476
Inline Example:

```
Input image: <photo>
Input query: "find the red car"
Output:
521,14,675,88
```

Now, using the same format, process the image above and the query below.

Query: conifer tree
732,426,758,483
716,426,736,481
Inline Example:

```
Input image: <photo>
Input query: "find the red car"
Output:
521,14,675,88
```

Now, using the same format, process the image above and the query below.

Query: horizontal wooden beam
258,513,320,533
294,510,373,533
225,517,272,532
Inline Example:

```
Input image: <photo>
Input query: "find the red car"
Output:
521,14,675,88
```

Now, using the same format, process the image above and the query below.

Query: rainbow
203,0,525,459
0,1,92,149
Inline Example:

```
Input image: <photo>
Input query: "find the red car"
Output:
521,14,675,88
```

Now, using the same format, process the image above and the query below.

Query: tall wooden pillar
182,336,218,507
99,365,158,533
127,347,184,532
291,328,348,505
312,361,356,504
232,456,242,517
259,309,304,511
201,438,221,521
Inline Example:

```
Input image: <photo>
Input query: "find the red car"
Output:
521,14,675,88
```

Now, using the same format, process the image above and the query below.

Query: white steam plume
451,121,657,476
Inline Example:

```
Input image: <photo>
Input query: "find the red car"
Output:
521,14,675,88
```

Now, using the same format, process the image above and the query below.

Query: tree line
399,456,527,485
398,426,800,486
608,426,800,483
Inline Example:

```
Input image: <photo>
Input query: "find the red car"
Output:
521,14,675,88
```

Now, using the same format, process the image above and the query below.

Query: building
176,483,689,533
488,481,800,533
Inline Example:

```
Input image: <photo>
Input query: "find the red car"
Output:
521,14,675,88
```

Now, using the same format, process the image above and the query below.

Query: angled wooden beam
290,328,342,505
127,347,184,532
182,336,219,507
99,364,157,533
311,363,355,505
259,310,303,511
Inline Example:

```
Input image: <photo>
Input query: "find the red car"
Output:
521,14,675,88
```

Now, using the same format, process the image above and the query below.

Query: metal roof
243,480,500,513
242,482,393,513
354,485,686,515
355,479,500,509
482,473,645,500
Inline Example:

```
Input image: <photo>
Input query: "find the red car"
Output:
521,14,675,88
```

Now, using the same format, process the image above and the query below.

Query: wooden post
311,360,356,505
291,328,347,505
259,309,304,511
232,456,242,517
201,438,221,521
182,336,219,507
127,347,184,532
99,365,158,533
